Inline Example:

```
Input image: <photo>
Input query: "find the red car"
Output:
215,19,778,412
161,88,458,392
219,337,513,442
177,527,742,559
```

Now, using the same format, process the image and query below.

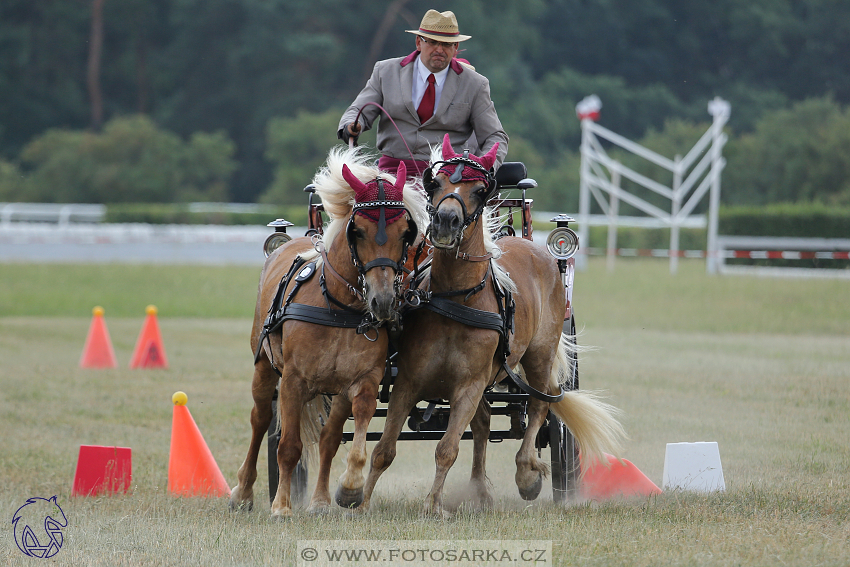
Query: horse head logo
12,496,67,559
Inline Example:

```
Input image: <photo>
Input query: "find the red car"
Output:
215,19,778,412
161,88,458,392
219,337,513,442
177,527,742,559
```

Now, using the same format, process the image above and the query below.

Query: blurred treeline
1,0,849,213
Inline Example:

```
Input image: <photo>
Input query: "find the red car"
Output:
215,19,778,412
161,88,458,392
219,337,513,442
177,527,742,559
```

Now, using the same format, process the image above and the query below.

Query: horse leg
270,380,305,518
335,380,379,509
306,395,350,515
361,383,420,512
468,397,494,509
424,384,486,518
514,396,551,501
230,357,278,511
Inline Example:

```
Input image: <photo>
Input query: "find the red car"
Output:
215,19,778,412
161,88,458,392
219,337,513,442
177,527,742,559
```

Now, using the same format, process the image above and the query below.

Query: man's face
416,35,459,73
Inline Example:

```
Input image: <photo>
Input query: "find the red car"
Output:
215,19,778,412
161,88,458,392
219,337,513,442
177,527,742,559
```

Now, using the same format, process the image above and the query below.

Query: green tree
260,108,376,206
16,115,237,203
724,97,850,205
0,159,24,200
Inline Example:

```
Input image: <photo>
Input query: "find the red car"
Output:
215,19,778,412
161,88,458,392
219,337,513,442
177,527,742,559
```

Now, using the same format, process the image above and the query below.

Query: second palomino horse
360,135,626,516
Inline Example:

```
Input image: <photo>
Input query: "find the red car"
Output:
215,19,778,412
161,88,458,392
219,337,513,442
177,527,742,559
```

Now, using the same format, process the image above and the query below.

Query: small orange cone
168,392,230,497
80,306,117,368
129,305,168,369
580,453,662,501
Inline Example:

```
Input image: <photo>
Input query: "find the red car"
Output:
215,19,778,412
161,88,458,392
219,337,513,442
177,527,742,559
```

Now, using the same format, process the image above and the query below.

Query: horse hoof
229,500,253,512
517,473,543,501
307,503,331,516
270,507,293,519
335,486,364,509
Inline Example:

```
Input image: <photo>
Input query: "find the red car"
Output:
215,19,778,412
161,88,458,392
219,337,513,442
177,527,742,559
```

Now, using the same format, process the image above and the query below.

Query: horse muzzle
430,207,462,249
363,272,398,322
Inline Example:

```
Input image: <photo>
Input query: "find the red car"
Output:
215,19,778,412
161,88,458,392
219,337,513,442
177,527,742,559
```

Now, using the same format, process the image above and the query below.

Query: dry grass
1,259,848,566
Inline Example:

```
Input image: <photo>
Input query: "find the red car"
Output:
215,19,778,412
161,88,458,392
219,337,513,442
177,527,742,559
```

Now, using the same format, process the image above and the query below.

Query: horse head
341,161,418,322
424,134,499,249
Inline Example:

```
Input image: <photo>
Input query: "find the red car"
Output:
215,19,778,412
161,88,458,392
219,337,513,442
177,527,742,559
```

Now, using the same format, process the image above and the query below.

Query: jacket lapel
399,60,418,122
432,69,459,123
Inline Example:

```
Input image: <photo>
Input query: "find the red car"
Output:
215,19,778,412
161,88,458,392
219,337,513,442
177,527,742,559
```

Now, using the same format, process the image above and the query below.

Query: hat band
419,27,460,38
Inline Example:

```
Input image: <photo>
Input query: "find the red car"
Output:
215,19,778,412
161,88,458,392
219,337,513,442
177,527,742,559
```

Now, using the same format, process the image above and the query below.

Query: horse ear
441,133,455,160
342,164,368,199
479,142,500,171
394,161,407,193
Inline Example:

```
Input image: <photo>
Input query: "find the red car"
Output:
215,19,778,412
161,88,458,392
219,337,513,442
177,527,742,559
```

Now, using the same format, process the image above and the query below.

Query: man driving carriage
338,9,509,176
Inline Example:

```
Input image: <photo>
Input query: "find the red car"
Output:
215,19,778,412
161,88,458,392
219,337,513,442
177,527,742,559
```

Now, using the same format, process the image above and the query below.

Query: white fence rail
0,203,106,226
575,96,729,274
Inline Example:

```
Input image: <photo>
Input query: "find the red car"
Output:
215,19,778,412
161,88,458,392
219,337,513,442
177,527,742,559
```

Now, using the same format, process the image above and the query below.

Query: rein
318,238,364,303
352,101,425,176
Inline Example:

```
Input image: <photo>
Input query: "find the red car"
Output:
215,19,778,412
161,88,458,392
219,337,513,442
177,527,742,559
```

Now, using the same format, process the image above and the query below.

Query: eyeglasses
419,37,458,49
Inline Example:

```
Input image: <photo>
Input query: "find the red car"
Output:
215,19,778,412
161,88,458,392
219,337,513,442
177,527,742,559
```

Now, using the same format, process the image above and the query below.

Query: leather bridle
423,151,497,238
343,178,418,302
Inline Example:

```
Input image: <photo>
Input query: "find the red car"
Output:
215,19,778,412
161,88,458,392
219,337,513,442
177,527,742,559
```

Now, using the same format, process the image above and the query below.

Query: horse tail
298,394,329,470
548,333,626,476
273,380,329,471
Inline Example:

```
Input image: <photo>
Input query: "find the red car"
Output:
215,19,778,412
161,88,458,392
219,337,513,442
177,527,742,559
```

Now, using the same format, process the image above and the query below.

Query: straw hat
406,10,471,43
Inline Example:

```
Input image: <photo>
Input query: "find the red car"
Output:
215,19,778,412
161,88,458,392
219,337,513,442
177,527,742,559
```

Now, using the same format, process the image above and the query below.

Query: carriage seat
495,162,537,190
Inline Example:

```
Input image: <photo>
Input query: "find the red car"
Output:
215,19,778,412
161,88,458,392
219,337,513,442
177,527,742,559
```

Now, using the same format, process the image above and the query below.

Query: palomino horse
360,135,625,516
230,147,428,516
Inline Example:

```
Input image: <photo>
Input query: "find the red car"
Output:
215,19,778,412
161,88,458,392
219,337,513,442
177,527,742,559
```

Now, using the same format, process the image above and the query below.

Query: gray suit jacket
338,53,509,169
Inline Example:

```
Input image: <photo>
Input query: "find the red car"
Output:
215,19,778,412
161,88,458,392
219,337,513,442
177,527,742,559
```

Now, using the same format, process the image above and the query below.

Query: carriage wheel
552,315,581,502
267,390,309,506
548,411,568,502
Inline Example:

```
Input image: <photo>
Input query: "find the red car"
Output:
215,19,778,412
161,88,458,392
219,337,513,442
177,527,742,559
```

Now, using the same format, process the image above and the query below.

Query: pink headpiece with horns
438,134,499,184
341,162,408,245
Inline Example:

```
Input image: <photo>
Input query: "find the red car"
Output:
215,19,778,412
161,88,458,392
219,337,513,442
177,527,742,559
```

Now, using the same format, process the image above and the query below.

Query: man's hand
340,121,362,145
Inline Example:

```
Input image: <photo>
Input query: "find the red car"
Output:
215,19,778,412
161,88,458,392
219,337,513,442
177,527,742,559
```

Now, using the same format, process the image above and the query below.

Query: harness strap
362,257,403,272
502,362,565,403
422,296,504,332
456,251,493,262
277,303,367,328
319,241,364,302
431,261,491,302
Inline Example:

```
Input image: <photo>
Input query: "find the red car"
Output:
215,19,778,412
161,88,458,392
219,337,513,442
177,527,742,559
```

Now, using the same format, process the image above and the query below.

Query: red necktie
417,74,436,124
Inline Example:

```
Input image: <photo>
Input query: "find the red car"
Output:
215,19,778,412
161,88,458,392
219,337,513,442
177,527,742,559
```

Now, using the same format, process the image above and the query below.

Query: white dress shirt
412,55,450,113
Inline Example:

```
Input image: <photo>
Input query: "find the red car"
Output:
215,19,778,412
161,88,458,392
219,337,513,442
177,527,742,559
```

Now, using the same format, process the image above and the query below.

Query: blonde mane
301,145,430,263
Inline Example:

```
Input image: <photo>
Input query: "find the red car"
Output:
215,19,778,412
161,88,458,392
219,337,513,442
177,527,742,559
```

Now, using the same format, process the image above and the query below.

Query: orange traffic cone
580,453,662,501
80,306,117,368
168,392,230,497
129,305,168,369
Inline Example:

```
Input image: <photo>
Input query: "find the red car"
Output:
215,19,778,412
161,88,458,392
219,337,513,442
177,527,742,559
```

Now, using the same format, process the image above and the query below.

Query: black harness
404,259,564,404
254,187,416,374
416,153,564,403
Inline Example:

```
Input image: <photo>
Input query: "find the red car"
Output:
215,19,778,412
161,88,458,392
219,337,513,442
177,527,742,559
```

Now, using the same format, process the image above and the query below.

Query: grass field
1,259,848,566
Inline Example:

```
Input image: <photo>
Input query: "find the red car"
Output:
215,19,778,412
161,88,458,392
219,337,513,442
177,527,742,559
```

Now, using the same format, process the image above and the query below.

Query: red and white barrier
585,247,850,260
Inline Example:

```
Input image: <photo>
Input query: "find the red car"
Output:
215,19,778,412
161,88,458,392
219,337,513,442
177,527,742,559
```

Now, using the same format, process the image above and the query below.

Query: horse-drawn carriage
231,139,623,517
